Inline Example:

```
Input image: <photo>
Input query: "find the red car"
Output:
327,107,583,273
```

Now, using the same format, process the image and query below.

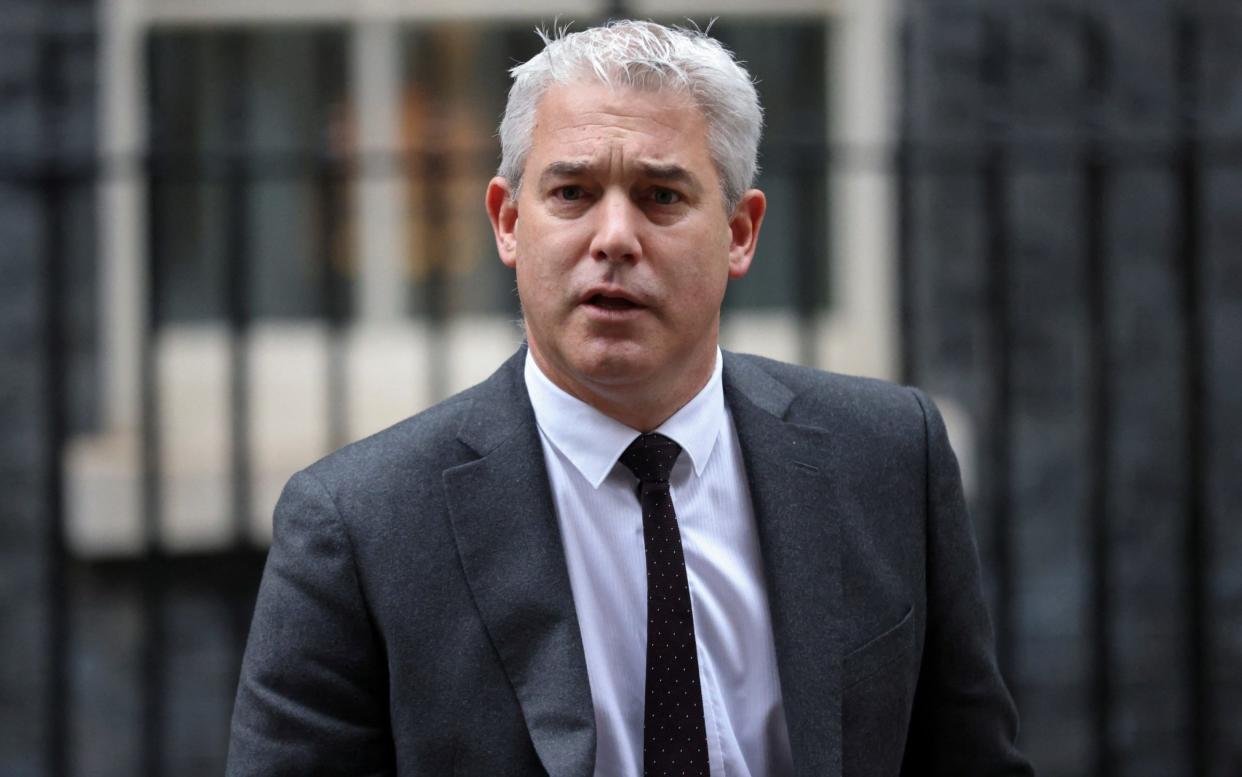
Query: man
228,21,1033,777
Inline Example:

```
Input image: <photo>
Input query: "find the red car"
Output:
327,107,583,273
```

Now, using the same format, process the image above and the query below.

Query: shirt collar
524,348,725,488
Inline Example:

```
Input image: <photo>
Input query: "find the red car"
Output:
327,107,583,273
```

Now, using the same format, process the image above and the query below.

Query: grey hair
497,20,763,213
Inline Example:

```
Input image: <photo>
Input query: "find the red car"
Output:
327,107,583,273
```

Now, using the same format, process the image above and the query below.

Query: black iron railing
11,4,1242,776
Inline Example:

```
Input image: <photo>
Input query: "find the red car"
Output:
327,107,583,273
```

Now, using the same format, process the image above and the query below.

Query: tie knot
619,433,682,484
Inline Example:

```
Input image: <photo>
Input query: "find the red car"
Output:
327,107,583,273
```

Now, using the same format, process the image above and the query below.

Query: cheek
675,250,731,296
516,256,566,301
517,225,584,276
514,252,574,316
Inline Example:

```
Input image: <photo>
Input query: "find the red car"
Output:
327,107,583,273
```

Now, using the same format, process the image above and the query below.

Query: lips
580,286,646,312
587,294,640,310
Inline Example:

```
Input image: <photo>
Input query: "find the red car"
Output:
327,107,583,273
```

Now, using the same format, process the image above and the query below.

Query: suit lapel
724,354,844,777
443,350,595,777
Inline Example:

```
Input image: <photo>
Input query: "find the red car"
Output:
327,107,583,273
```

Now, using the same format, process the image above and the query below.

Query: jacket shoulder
725,351,925,429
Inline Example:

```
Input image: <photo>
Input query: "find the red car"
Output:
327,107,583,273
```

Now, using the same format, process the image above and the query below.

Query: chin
572,355,653,387
566,342,661,388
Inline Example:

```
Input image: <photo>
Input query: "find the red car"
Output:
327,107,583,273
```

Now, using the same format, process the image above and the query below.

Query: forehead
525,80,715,177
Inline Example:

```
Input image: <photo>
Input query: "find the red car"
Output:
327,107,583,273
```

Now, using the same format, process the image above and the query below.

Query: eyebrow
537,161,591,191
535,160,703,193
638,162,701,192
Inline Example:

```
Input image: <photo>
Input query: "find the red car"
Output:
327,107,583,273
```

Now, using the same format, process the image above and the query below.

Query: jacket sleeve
902,389,1035,776
227,469,394,776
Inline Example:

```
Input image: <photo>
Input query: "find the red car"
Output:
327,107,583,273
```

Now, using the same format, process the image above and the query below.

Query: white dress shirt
524,350,794,777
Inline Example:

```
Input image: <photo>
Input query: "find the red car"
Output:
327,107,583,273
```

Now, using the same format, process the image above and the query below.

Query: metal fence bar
1175,11,1210,776
316,30,350,451
981,5,1016,690
222,32,255,548
604,0,631,22
40,172,71,777
896,9,916,387
141,37,170,777
793,150,824,369
319,158,349,449
219,35,259,750
140,561,167,777
1081,9,1115,775
421,148,450,403
141,161,168,777
37,5,70,772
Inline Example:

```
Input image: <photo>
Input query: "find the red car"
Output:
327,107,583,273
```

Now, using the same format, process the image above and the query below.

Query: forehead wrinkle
570,110,688,136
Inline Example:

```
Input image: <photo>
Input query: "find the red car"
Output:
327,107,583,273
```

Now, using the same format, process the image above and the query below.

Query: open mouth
586,294,641,311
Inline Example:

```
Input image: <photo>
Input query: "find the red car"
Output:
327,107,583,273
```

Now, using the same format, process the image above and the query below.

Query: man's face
487,80,765,415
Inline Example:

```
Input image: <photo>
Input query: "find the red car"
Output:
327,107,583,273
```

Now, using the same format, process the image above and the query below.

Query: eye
649,188,682,206
555,185,585,201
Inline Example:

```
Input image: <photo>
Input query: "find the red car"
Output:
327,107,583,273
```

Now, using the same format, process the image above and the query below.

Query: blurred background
2,0,1239,774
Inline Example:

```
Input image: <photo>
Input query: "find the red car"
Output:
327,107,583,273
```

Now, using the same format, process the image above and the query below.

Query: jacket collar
444,347,596,777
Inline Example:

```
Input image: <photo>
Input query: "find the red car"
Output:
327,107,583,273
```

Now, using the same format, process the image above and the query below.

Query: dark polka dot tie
619,433,709,777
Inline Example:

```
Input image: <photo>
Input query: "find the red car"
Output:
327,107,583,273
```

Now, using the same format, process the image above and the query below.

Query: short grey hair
497,20,763,212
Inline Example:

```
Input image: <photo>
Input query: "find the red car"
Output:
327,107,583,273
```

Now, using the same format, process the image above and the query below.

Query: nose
588,190,641,264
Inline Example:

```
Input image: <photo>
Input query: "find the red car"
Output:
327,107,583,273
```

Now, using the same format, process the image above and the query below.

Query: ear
727,189,766,279
486,176,519,269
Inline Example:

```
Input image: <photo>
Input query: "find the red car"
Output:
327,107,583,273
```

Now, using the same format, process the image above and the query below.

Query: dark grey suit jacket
227,348,1033,777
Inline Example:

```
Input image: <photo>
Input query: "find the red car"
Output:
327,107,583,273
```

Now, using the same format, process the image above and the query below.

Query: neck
528,344,717,433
